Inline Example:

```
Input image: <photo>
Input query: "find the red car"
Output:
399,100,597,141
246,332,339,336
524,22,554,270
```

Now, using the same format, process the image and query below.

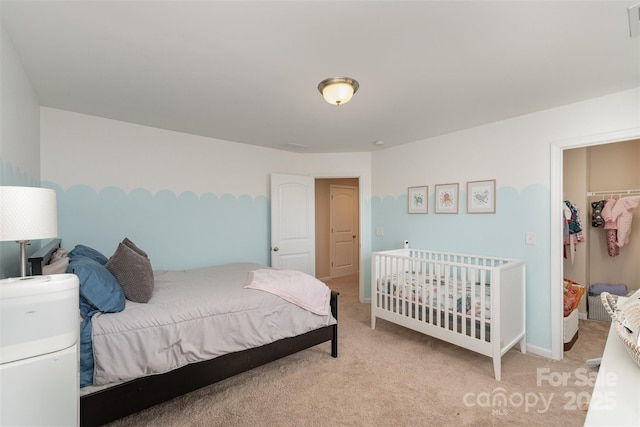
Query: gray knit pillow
105,242,154,303
123,237,148,258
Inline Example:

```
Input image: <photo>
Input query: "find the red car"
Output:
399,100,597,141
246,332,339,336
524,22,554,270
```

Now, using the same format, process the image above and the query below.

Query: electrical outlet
376,227,384,236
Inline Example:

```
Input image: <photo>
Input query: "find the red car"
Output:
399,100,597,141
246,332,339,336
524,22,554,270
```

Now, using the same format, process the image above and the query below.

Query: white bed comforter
91,263,335,386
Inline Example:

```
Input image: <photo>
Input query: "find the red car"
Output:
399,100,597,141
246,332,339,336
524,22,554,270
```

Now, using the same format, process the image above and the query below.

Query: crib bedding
91,262,335,386
377,272,492,319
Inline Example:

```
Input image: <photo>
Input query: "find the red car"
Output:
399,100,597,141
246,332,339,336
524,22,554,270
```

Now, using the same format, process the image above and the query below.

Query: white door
270,174,315,275
330,185,358,278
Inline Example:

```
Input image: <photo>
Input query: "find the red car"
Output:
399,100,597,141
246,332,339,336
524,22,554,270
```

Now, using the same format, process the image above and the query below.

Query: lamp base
17,240,30,278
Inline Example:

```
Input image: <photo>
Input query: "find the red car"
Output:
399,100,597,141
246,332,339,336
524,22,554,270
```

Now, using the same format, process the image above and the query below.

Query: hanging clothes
601,199,619,256
611,196,640,248
591,200,605,227
563,200,584,264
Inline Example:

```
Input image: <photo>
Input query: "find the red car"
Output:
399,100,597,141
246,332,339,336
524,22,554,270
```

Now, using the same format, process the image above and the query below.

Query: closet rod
586,189,640,197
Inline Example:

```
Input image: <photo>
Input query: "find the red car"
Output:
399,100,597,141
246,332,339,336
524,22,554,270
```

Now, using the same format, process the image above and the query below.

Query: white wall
0,24,42,278
372,89,640,198
0,26,40,181
41,108,370,199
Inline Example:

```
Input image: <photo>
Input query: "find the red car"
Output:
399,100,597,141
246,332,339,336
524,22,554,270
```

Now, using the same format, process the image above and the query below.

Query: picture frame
407,186,428,214
434,183,459,214
467,179,496,214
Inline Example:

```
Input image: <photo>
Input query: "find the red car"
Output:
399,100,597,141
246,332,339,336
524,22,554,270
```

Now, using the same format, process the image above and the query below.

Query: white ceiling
2,1,639,153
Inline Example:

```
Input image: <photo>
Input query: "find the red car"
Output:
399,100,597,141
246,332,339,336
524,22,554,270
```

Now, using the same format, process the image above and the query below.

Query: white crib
371,248,526,380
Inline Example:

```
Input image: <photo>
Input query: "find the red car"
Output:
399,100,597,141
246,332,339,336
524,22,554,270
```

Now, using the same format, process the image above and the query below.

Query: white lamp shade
322,82,355,105
0,186,58,242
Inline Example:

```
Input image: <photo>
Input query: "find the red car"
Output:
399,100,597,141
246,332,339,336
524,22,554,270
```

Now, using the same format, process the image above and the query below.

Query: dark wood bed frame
29,239,339,427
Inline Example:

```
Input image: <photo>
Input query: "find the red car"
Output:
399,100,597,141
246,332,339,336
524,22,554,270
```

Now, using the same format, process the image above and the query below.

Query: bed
29,239,339,427
371,248,526,380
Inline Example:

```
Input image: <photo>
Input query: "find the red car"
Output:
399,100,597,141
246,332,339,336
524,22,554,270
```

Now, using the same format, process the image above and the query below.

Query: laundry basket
601,292,640,368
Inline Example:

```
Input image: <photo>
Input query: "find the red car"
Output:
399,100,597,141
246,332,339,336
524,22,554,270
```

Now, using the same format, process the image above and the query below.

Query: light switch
525,232,536,245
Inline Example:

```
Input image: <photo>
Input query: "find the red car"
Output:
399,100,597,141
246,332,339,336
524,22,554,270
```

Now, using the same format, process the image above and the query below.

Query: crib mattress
91,263,335,385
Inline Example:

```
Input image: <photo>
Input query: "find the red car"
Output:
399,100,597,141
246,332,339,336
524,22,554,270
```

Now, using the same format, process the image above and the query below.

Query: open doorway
551,128,640,360
315,178,360,282
562,140,640,353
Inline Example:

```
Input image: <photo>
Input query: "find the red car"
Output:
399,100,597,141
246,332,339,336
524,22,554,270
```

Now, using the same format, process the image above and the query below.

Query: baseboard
526,343,554,359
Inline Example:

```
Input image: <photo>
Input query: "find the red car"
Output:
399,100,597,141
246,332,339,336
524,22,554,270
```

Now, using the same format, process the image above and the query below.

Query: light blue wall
42,182,270,271
371,184,552,350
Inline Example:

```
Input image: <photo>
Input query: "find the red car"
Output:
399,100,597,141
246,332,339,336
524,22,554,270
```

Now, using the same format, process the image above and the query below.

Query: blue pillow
69,244,109,265
67,257,125,313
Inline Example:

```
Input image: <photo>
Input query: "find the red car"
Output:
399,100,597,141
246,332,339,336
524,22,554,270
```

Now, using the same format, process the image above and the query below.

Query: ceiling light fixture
318,77,359,106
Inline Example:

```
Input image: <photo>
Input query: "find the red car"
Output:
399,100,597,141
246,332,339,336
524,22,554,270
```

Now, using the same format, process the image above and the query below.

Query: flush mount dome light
318,77,359,106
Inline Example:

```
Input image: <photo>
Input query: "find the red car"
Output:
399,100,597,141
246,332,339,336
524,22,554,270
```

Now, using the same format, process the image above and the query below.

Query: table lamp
0,186,58,277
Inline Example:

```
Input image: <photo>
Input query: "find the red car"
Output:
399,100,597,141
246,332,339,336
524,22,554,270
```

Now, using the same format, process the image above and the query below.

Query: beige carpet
107,275,609,427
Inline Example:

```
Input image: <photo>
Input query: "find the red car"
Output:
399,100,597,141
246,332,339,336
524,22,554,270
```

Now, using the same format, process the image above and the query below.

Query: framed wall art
467,179,496,214
434,183,459,214
407,186,428,214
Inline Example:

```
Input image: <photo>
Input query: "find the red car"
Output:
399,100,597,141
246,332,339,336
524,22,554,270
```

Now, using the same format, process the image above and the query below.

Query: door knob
273,247,279,252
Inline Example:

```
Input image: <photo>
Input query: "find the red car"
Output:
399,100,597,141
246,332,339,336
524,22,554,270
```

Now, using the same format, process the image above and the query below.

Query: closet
563,139,640,317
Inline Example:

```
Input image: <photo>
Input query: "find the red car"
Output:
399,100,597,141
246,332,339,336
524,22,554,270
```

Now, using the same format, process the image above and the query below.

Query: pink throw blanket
245,269,331,316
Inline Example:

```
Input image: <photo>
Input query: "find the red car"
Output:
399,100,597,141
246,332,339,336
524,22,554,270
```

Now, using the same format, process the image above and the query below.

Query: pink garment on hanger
610,196,640,248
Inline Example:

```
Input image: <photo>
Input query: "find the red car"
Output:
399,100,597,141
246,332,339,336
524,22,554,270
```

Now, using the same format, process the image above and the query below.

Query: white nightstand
0,274,80,426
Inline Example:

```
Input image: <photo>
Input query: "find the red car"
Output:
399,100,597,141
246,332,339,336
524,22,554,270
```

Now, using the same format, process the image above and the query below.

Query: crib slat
479,269,487,342
460,267,467,337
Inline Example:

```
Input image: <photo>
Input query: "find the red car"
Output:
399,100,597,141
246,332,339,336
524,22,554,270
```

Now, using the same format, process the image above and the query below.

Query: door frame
550,127,640,360
312,172,366,303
